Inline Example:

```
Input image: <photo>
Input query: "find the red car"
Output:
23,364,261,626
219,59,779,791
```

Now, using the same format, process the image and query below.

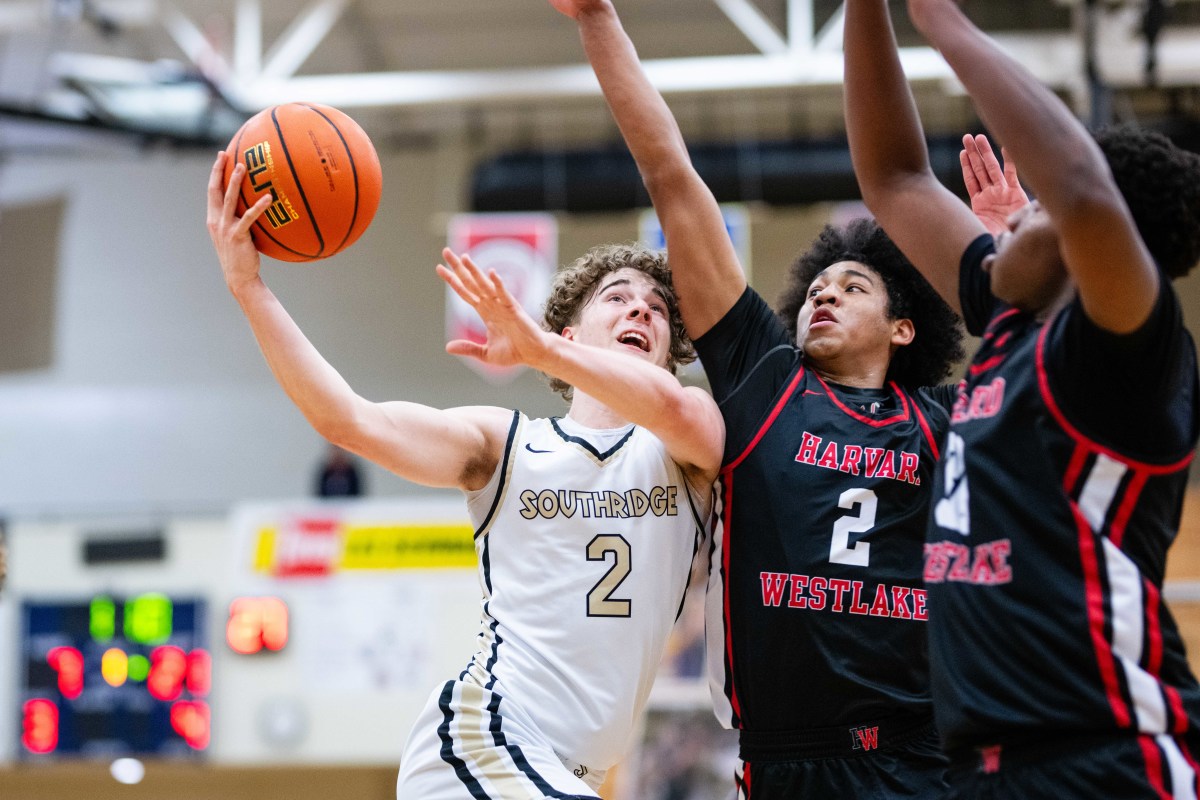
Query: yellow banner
250,518,475,575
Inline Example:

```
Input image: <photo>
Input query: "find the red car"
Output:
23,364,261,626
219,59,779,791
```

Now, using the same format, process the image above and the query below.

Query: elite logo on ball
242,141,298,230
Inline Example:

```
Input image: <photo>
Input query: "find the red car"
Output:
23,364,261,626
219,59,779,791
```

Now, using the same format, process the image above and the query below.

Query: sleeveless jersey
695,287,952,732
461,412,710,769
926,235,1200,753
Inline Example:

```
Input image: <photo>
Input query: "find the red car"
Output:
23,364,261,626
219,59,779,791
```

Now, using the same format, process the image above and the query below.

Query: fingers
437,262,478,306
960,148,982,197
973,134,1006,187
208,152,226,204
446,339,486,360
962,134,991,192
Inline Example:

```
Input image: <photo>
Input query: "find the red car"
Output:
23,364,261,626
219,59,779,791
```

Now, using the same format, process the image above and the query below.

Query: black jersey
696,287,953,733
926,235,1200,756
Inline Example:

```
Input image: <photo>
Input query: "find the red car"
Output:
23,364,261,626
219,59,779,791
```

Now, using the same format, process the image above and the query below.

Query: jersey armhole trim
1036,317,1194,474
474,410,523,540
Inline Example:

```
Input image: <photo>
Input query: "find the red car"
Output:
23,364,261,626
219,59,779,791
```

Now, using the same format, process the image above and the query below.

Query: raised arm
843,0,987,313
907,0,1159,333
439,249,723,486
552,0,744,338
206,152,511,491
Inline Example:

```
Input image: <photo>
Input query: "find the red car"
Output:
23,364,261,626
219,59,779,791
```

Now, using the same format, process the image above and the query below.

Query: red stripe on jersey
968,355,1006,376
1109,471,1148,550
982,308,1022,338
728,367,806,471
1063,445,1090,496
1036,317,1194,474
720,471,743,726
907,386,941,460
1074,504,1132,727
1144,579,1166,680
1137,735,1173,800
1138,580,1191,734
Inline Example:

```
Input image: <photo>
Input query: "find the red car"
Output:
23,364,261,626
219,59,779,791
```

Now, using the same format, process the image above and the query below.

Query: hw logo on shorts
849,725,880,751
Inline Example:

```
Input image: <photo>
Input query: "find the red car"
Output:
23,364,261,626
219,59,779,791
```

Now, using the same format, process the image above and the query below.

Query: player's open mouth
617,330,651,352
810,309,836,326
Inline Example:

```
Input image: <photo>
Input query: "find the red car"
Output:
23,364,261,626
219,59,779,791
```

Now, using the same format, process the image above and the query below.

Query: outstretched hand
960,133,1028,237
206,151,272,294
439,248,552,370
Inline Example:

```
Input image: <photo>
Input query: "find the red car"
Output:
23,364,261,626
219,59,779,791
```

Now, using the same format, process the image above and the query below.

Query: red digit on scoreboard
170,700,211,750
226,597,289,655
186,649,212,696
47,646,84,700
22,698,59,754
148,645,187,701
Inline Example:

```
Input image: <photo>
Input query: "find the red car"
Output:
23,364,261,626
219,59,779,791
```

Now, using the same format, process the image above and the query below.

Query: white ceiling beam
712,0,788,55
235,26,1200,111
234,0,262,81
261,0,352,81
788,0,815,55
162,6,232,85
813,3,845,53
238,48,954,110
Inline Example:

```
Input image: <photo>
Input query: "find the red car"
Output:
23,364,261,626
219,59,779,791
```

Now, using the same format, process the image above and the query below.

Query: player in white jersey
206,162,724,799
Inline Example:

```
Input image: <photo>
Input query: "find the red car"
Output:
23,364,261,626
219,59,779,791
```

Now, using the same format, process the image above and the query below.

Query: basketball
222,103,382,262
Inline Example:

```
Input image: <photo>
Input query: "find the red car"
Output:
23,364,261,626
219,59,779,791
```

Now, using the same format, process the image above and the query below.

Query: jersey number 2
586,534,632,617
828,488,877,567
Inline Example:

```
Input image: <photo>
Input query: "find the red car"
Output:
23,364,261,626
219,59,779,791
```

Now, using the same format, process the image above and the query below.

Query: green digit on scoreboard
90,596,116,642
124,593,173,645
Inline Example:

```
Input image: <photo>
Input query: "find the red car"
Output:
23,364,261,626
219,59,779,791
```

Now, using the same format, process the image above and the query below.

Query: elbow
640,155,695,198
308,401,370,453
858,169,940,216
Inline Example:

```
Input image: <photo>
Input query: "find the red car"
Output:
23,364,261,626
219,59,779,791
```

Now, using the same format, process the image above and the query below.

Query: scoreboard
19,593,209,758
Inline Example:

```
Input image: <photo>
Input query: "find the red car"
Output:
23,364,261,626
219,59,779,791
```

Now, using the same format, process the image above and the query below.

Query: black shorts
946,732,1200,799
737,718,950,799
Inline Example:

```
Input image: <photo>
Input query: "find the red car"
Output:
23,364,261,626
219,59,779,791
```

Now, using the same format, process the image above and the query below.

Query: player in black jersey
845,1,1200,797
551,1,966,797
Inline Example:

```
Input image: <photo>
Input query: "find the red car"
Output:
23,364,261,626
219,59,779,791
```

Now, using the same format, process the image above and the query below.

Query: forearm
537,338,719,468
231,277,365,440
573,2,744,337
844,0,933,197
909,3,1110,212
575,2,689,189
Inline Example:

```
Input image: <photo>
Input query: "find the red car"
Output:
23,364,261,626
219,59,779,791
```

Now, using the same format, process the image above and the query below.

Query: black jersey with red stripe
695,287,953,732
926,235,1200,753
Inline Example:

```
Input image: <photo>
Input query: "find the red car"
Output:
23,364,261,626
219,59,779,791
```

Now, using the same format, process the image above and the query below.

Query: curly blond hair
542,243,695,400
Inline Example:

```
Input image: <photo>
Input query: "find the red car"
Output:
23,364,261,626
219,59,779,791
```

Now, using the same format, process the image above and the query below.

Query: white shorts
396,678,606,800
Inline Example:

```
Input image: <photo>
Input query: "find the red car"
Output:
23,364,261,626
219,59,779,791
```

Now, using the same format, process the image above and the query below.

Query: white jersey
461,412,710,769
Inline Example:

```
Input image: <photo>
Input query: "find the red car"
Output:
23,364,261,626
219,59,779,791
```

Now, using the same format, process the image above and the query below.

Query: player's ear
561,326,577,342
890,318,915,347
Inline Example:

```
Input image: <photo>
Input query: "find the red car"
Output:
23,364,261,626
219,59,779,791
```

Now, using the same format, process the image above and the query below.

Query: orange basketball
222,103,382,262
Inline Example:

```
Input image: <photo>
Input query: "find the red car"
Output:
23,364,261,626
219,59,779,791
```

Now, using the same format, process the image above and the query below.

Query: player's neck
565,392,631,430
806,355,890,390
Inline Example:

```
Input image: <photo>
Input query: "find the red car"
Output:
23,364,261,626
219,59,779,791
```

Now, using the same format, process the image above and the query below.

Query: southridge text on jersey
518,485,679,520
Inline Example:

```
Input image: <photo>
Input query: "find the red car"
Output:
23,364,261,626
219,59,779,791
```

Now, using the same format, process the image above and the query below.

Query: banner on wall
445,213,557,384
232,499,476,578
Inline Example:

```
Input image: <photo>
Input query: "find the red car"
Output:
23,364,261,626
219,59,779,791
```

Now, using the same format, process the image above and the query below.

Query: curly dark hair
1092,124,1200,280
542,243,695,401
776,217,965,388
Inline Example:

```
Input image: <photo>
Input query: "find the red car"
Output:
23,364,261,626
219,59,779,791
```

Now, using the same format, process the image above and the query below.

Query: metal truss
5,0,1200,138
